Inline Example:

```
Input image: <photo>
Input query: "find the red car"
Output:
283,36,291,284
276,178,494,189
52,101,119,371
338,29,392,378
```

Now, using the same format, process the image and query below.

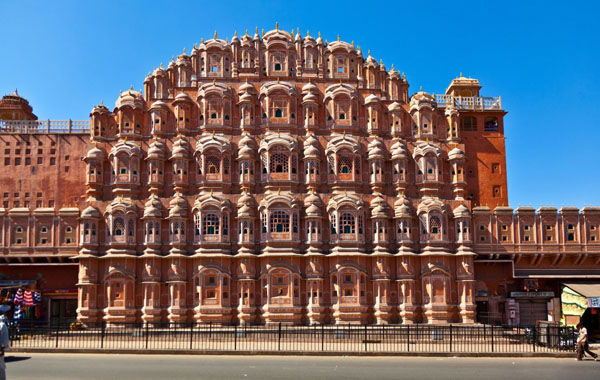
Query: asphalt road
5,353,600,380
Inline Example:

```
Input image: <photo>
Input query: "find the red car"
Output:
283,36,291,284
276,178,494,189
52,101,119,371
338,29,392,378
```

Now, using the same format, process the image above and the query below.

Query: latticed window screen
338,156,353,174
223,157,230,174
262,211,268,233
270,98,287,118
291,154,297,174
340,212,356,234
358,214,363,234
292,213,298,233
354,157,361,175
194,214,201,235
261,152,268,173
328,155,335,174
222,214,228,235
205,156,221,174
207,98,221,120
270,210,290,233
330,213,337,234
336,100,350,121
270,151,289,173
430,215,441,234
202,213,220,235
127,220,134,236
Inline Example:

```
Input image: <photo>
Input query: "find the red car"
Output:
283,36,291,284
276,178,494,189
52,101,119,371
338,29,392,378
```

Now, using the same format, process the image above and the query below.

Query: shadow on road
5,356,31,363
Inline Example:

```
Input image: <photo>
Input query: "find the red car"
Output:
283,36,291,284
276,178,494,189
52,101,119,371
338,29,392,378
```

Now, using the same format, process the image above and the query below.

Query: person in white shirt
576,322,598,361
0,305,10,380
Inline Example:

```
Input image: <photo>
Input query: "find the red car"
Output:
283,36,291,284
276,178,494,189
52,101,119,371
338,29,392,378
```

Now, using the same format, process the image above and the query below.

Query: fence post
100,321,105,349
364,324,368,352
491,325,494,353
449,324,453,353
407,325,410,353
145,323,149,350
278,322,282,351
234,325,237,351
321,324,325,352
55,322,60,348
189,323,194,350
532,326,536,352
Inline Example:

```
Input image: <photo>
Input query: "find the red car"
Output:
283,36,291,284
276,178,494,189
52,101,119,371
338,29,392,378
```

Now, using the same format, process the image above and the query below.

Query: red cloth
23,290,34,307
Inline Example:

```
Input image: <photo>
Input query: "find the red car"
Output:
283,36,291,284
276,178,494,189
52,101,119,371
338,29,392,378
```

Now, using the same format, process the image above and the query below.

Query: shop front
561,283,600,341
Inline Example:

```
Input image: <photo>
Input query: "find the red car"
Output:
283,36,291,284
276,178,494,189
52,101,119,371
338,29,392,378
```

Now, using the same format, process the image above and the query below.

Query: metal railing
434,95,502,111
8,320,575,354
0,119,90,134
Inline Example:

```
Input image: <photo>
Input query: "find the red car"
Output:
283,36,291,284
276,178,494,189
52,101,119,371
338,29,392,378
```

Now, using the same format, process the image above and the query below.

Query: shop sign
589,297,600,308
510,291,554,298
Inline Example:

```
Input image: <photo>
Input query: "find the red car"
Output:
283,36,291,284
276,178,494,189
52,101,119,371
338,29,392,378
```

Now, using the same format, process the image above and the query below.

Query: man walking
576,322,598,361
0,305,10,380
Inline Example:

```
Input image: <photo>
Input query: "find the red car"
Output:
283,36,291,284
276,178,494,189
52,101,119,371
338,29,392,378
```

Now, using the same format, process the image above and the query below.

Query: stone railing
434,95,502,111
0,119,90,134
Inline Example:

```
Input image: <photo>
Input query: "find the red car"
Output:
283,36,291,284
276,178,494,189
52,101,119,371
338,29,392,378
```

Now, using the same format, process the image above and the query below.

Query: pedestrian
576,322,598,361
0,304,10,380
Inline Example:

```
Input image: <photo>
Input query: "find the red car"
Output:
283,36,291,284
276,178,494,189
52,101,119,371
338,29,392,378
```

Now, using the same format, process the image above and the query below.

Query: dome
302,81,318,93
367,139,385,160
115,89,144,110
152,65,167,77
237,134,256,160
85,145,106,161
149,100,169,111
364,93,379,105
394,196,412,218
237,192,256,218
170,136,191,159
173,92,193,104
168,194,188,218
391,139,408,160
410,90,436,110
238,81,255,94
388,102,403,112
147,139,166,160
90,102,109,115
143,196,164,218
304,192,323,218
448,147,465,161
370,195,389,218
453,204,471,218
303,135,320,159
302,91,318,104
239,91,254,104
81,205,100,219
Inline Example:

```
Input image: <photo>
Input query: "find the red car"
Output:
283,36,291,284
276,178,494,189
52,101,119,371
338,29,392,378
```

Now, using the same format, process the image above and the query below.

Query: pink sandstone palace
1,26,599,327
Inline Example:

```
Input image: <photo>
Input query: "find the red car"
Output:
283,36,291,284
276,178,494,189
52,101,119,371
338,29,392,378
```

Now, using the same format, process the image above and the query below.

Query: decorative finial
297,27,300,36
123,136,128,144
337,34,340,42
391,64,395,70
194,43,197,49
308,78,311,83
368,50,371,57
212,130,216,138
171,56,174,62
276,22,279,30
306,30,310,37
100,99,104,106
256,26,258,34
318,31,321,38
201,38,204,43
245,77,248,83
278,188,281,195
380,59,383,66
214,30,218,39
234,30,238,37
277,77,280,84
420,85,423,91
351,40,354,47
278,128,281,138
245,29,248,36
183,47,186,54
210,189,213,197
402,73,406,80
243,187,248,195
344,190,348,198
130,84,133,91
213,79,216,85
339,79,343,85
160,62,163,68
262,28,265,37
460,72,463,78
342,130,346,139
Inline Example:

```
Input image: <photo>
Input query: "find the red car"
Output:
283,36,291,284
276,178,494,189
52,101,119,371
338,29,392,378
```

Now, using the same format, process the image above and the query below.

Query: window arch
202,213,220,235
270,151,289,173
114,218,124,236
340,212,356,234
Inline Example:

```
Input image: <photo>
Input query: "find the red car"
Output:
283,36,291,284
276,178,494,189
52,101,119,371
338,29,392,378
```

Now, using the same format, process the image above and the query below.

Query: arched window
340,212,356,234
205,156,221,174
270,211,290,233
127,220,134,236
484,117,498,132
338,156,352,174
114,218,124,236
202,213,220,235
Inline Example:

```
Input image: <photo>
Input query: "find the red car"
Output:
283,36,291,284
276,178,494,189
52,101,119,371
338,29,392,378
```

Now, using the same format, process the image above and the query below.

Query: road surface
5,353,599,380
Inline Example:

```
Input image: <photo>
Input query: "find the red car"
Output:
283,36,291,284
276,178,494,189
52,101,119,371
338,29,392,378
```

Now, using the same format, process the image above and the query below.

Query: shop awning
514,268,600,278
563,283,600,298
0,280,36,289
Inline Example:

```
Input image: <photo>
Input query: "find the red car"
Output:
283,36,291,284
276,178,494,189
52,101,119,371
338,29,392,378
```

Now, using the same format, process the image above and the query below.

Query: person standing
0,305,10,380
576,322,598,361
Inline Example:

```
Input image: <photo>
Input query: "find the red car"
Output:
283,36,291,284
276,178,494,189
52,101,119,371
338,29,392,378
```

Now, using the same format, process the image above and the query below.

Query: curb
10,348,576,358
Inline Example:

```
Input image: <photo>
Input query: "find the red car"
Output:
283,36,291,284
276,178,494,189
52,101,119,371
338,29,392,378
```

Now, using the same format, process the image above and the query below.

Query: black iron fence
8,320,576,354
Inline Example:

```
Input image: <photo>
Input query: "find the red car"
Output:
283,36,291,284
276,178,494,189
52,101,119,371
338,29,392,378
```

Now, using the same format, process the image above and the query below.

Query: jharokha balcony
434,95,501,111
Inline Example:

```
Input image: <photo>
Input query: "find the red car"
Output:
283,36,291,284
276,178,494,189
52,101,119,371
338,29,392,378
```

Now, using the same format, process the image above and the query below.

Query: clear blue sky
1,0,598,208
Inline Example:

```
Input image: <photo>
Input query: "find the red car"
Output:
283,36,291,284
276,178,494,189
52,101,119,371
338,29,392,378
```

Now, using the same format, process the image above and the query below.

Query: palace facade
1,27,599,326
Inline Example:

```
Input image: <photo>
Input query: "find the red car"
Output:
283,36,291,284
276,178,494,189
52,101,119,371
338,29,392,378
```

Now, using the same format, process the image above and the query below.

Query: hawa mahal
1,26,599,326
